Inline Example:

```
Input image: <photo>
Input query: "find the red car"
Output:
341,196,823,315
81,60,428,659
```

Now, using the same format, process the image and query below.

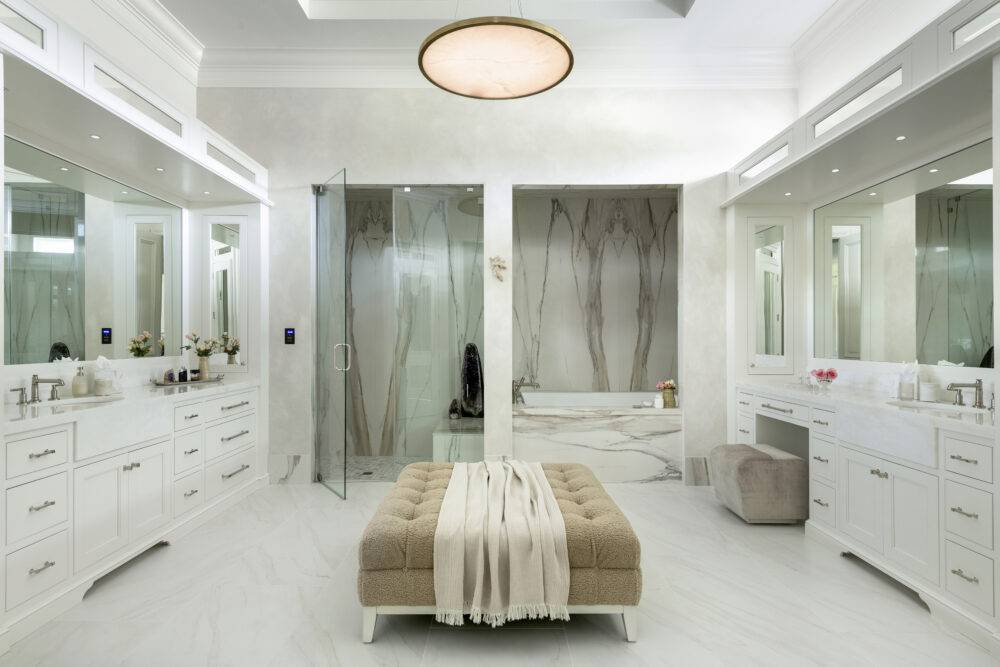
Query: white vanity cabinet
0,384,263,648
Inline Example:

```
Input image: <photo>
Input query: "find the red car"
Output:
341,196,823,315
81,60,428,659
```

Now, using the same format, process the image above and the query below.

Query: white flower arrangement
220,332,240,356
183,332,219,357
128,331,153,358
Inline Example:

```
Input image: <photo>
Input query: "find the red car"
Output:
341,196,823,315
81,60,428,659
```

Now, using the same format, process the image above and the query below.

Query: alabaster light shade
419,17,573,100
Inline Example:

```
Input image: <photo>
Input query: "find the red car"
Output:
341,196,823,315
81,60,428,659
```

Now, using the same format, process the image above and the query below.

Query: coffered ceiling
156,0,840,88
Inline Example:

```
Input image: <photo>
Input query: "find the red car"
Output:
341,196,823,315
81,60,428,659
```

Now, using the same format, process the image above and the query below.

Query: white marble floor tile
0,481,991,667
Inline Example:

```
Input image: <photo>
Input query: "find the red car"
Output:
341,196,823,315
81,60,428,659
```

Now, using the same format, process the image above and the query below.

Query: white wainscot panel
513,409,682,483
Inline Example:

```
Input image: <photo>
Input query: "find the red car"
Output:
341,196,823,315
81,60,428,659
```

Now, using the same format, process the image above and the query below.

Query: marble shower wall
342,188,484,459
915,190,993,367
513,191,679,392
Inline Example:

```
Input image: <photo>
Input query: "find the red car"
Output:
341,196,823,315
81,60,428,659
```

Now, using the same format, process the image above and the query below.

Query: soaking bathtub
513,391,683,482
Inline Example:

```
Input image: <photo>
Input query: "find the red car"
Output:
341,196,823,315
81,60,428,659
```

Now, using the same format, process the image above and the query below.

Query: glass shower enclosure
314,181,485,496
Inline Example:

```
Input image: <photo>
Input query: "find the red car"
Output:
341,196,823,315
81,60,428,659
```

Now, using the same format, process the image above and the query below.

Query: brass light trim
418,16,574,100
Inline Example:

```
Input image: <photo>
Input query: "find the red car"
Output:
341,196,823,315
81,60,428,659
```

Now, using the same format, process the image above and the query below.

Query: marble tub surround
513,189,678,392
514,405,682,483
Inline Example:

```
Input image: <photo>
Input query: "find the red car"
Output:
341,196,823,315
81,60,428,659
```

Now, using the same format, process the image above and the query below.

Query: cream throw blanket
433,460,571,627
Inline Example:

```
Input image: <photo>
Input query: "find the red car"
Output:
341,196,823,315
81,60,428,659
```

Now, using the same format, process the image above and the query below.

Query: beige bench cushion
357,462,642,607
709,443,808,524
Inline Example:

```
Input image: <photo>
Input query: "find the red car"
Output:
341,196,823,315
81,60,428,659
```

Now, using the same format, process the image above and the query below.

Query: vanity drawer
810,408,835,436
945,540,994,615
203,391,256,422
944,436,993,483
809,480,836,527
5,530,68,611
174,403,204,431
809,438,836,483
173,470,205,519
6,428,69,480
6,473,68,545
756,396,808,422
206,448,255,501
203,414,255,461
736,391,754,415
736,413,754,444
174,430,204,475
945,481,993,550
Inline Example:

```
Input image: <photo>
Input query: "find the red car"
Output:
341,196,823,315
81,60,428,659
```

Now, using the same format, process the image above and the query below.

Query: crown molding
92,0,204,80
791,0,874,65
198,46,796,90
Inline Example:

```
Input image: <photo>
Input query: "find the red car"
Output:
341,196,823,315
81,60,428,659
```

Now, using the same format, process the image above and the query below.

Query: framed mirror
3,137,182,363
814,139,993,367
748,216,794,374
206,215,246,370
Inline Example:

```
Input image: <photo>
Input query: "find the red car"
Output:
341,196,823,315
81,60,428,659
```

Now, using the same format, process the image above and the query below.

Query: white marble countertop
514,406,683,418
738,380,995,439
4,379,259,436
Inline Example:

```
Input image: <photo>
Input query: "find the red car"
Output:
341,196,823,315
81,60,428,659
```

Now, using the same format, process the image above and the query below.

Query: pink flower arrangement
810,368,838,383
656,380,676,391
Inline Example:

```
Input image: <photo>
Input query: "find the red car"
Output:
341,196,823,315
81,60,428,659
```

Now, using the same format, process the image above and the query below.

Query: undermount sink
886,399,989,417
53,395,125,406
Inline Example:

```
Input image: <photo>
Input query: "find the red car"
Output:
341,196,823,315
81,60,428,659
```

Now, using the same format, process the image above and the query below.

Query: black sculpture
460,343,484,418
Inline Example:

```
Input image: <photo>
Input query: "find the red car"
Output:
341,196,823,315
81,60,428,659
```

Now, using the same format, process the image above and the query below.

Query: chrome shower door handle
333,343,352,372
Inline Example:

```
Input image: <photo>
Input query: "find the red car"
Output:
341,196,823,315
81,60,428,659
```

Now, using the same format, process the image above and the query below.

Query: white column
483,181,513,460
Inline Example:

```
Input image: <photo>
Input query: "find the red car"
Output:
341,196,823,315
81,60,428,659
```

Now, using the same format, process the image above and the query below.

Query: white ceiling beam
298,0,696,21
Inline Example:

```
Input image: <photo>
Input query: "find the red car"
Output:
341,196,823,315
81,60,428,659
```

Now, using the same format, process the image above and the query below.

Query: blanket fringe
436,604,571,628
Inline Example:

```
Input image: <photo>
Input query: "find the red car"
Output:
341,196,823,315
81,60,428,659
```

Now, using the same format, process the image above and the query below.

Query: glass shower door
314,170,348,498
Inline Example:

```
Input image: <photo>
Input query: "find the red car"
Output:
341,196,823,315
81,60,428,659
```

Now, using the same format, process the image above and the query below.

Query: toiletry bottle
71,366,88,397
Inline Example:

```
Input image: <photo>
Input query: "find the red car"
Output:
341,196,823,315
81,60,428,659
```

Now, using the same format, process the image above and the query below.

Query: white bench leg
622,607,638,642
362,607,377,643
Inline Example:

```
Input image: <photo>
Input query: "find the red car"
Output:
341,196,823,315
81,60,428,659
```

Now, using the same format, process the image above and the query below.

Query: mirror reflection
814,140,993,366
3,137,182,363
210,222,240,364
754,224,785,356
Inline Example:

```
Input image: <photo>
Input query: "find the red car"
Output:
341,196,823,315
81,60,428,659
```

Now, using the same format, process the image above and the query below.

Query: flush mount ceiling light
418,16,573,99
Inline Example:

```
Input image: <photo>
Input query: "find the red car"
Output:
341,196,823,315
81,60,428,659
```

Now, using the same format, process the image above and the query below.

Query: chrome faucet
30,375,64,404
512,376,540,405
947,378,985,409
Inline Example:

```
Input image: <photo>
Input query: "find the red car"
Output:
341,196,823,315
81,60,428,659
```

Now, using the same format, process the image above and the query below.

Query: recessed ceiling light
89,134,101,140
466,187,474,192
203,191,211,195
869,192,877,196
895,135,906,141
121,190,128,195
784,192,792,197
831,168,840,173
155,167,165,172
929,168,939,173
59,167,69,172
404,187,411,192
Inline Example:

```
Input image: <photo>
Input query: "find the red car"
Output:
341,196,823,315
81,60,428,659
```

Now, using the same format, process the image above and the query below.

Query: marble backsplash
513,191,678,392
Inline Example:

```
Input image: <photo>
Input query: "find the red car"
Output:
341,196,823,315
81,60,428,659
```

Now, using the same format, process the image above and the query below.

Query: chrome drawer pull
949,454,979,465
184,413,199,421
221,430,250,443
812,419,829,426
221,400,250,412
28,448,56,460
812,456,829,463
28,500,55,512
951,568,979,584
761,403,793,414
869,468,889,479
738,400,750,406
123,463,133,472
184,489,199,498
950,506,980,520
738,428,750,435
812,498,829,508
222,463,250,480
184,448,200,455
28,560,55,576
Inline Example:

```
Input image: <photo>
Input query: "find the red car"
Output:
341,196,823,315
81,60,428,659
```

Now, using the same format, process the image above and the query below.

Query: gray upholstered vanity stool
708,444,808,524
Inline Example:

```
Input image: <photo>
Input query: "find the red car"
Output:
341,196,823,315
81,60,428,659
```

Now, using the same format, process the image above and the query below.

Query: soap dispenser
71,366,88,397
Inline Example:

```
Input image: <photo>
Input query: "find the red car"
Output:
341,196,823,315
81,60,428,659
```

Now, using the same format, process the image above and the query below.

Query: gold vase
198,356,211,380
662,388,677,408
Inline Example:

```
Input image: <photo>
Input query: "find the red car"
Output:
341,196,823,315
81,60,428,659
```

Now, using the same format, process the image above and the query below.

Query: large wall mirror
814,139,993,367
207,217,244,368
4,137,182,363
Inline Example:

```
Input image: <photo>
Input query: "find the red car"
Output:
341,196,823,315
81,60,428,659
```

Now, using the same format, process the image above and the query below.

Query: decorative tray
153,375,224,387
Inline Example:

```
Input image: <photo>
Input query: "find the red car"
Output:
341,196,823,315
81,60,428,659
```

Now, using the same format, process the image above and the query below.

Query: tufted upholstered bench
358,462,641,642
